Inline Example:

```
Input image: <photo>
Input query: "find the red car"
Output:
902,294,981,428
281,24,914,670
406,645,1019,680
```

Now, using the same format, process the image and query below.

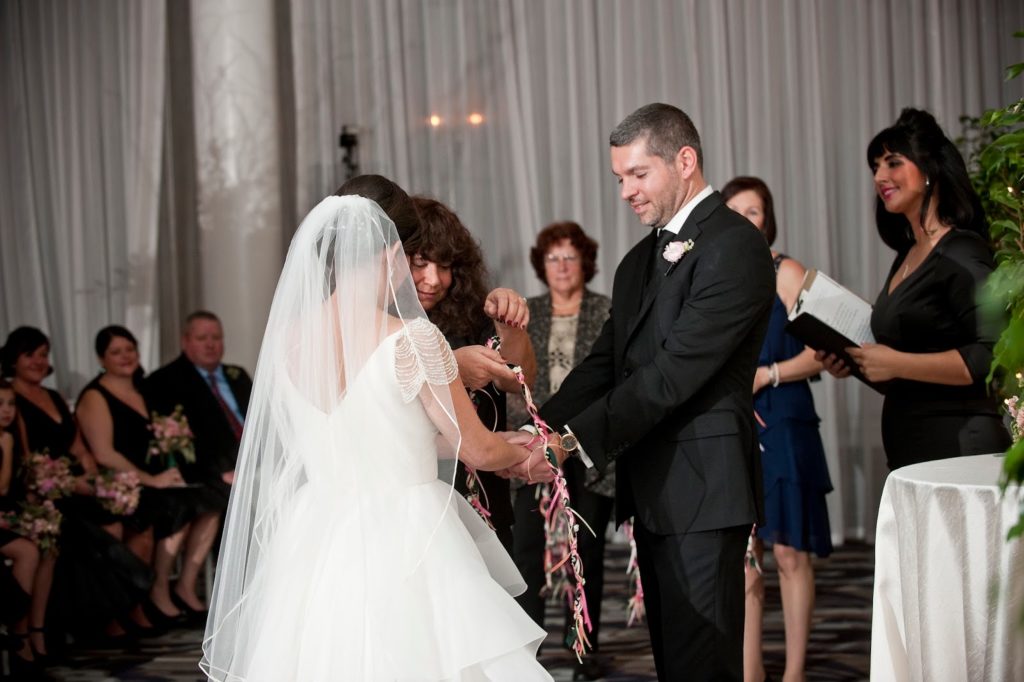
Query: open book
784,269,886,391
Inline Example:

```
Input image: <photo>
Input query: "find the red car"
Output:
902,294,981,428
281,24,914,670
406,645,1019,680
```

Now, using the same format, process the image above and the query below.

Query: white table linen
871,454,1024,681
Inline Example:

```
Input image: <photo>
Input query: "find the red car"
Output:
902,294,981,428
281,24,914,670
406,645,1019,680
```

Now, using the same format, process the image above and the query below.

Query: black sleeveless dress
0,429,27,546
16,389,117,525
17,388,152,638
82,381,200,538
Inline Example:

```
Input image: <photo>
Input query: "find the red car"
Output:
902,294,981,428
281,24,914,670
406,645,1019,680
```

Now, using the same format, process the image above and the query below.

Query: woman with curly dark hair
820,108,1010,469
409,196,536,551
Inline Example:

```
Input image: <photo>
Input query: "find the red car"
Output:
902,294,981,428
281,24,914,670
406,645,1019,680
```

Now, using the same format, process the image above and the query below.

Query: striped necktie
206,370,244,441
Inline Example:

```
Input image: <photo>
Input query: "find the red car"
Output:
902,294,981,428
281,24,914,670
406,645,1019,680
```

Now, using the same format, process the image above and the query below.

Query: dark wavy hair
335,174,422,253
94,325,145,388
410,196,490,341
609,103,703,169
866,108,987,252
1,326,52,379
529,221,599,285
721,176,778,246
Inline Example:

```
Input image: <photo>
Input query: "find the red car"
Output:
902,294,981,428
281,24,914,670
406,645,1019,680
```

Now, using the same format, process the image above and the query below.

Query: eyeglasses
545,253,579,265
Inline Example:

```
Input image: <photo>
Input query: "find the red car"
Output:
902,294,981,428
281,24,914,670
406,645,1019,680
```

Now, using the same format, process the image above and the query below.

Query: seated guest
509,221,613,680
77,325,212,623
145,311,252,613
2,326,152,654
0,378,41,673
409,195,536,552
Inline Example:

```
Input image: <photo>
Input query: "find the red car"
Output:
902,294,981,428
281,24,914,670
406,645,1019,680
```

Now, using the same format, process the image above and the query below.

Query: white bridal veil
200,195,463,680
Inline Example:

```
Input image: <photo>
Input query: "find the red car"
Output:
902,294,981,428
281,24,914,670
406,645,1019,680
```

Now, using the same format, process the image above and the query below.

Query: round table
871,454,1024,681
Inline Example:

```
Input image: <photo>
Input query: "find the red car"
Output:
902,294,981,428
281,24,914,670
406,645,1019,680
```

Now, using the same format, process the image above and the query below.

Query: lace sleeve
394,318,460,403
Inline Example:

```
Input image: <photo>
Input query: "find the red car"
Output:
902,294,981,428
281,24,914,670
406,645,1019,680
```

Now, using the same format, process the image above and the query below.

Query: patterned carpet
12,540,872,681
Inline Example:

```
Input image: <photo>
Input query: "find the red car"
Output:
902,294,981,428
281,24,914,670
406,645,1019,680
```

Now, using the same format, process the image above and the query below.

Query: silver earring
925,177,931,187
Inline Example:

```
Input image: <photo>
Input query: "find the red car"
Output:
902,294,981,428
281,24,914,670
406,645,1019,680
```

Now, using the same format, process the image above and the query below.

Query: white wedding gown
206,320,551,681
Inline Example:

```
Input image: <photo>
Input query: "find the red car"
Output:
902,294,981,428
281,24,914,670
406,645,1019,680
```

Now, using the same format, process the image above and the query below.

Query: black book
784,269,888,393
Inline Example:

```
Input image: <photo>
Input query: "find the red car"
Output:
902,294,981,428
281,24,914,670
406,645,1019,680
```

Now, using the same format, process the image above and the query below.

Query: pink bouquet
148,405,196,467
94,470,142,516
25,451,76,500
4,500,62,555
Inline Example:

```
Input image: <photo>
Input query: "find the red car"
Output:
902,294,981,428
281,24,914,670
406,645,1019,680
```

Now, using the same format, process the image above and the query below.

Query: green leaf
1007,62,1024,82
1002,439,1024,487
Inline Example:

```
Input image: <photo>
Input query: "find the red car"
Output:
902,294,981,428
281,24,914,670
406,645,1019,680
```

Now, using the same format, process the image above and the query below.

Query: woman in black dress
2,326,152,654
820,108,1011,469
0,378,41,672
77,325,205,622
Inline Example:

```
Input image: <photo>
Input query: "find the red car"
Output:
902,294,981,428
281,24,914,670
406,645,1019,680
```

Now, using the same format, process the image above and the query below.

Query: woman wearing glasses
510,221,613,680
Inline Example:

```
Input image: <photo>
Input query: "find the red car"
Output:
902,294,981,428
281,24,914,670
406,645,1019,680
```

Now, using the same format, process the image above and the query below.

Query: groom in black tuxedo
514,103,774,680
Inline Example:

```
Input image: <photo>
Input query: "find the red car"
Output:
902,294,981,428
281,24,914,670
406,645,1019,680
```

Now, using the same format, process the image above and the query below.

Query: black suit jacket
144,354,253,484
540,192,774,534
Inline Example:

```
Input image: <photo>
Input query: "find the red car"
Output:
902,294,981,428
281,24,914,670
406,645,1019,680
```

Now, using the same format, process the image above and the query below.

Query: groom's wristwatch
558,427,580,458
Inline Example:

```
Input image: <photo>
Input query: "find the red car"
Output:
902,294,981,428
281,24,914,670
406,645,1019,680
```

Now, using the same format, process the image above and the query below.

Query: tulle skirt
202,479,551,681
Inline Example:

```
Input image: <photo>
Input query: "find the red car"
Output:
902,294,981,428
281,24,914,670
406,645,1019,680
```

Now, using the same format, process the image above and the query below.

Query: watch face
561,433,579,452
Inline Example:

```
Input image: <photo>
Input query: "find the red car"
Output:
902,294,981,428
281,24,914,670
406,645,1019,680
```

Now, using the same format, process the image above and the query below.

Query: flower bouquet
148,405,196,468
3,500,63,555
24,451,76,500
1005,373,1024,444
94,470,142,516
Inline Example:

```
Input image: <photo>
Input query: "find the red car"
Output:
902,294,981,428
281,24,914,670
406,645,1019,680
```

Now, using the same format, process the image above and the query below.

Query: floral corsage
662,238,695,274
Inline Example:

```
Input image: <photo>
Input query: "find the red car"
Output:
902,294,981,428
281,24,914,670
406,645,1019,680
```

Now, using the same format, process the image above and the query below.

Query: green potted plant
960,32,1024,537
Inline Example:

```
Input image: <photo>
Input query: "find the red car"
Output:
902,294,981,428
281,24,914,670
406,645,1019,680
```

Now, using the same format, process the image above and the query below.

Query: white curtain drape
0,0,166,391
286,0,1024,541
1,0,1021,539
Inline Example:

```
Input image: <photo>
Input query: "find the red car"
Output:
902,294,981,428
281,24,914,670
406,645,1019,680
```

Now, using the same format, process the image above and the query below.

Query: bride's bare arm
421,380,529,471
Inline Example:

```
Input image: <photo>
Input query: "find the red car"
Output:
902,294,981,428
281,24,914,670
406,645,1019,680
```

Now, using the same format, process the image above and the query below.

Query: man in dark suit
145,310,253,612
509,103,774,680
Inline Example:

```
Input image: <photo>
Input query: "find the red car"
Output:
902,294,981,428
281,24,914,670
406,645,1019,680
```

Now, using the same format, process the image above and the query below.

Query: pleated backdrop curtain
1,0,1022,539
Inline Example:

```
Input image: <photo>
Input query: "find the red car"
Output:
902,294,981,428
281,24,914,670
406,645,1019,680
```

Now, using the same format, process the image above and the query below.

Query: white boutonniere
225,366,241,381
662,238,695,275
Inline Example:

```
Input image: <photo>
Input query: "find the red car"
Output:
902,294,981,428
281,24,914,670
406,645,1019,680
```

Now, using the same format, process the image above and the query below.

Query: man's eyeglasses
545,254,579,264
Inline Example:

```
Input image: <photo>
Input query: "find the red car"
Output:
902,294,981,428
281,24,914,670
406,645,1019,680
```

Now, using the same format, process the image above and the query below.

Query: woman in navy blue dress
724,177,833,682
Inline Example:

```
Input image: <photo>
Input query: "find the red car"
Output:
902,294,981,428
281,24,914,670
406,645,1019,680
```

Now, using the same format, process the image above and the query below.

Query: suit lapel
622,232,656,339
624,192,721,345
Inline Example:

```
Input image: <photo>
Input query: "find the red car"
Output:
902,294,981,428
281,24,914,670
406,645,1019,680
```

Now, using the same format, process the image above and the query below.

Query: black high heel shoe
28,627,51,667
170,590,209,625
142,598,189,629
6,631,45,680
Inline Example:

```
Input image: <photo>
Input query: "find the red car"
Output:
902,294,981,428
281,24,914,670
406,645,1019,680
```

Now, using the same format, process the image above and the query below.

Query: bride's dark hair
335,174,422,253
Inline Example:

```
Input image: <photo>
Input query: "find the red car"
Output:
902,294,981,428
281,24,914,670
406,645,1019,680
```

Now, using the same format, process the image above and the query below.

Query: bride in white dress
200,195,552,681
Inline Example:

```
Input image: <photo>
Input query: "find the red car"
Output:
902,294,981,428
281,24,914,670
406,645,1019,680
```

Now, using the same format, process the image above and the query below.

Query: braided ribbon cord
485,335,594,661
621,520,646,627
462,463,495,529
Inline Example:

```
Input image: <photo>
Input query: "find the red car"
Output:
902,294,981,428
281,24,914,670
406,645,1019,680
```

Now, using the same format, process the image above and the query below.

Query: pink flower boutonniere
662,238,695,274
